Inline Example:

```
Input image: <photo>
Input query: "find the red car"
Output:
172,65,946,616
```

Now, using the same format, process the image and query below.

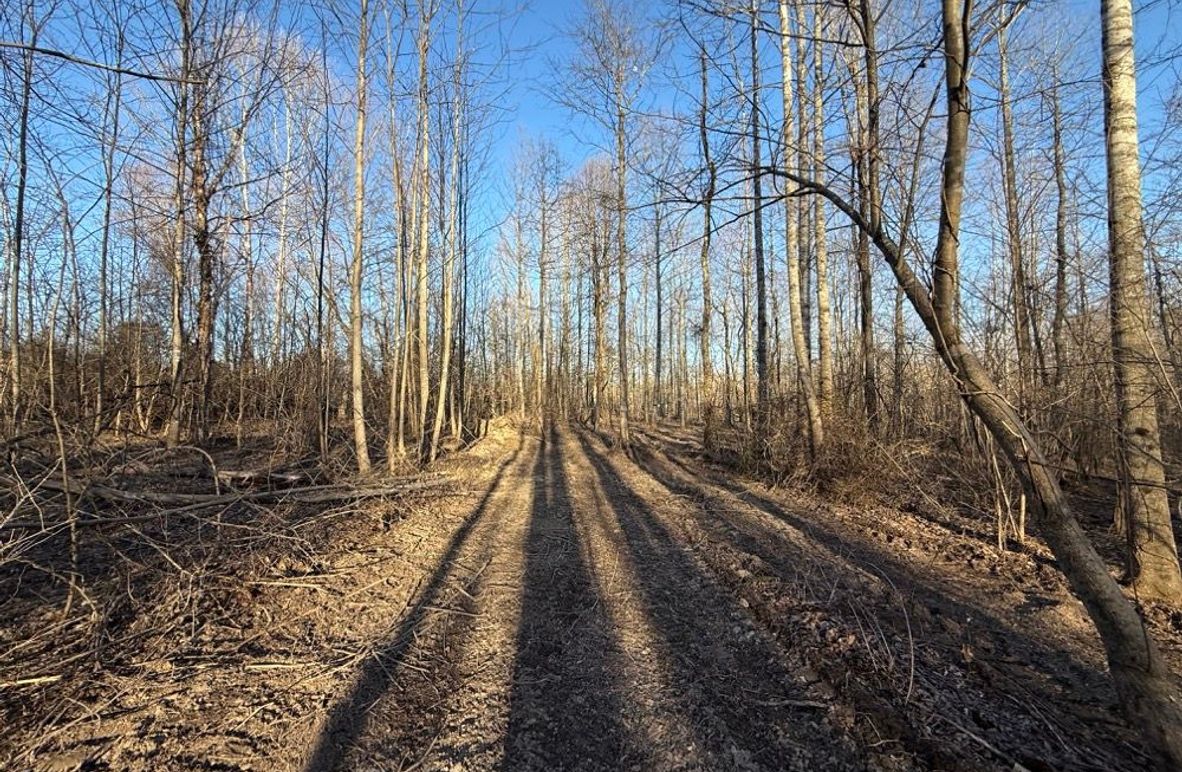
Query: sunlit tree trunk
654,203,664,420
385,23,408,469
165,0,192,447
271,101,292,369
998,25,1034,410
698,49,716,442
614,84,631,445
429,8,464,463
592,214,605,431
778,0,823,456
1100,0,1182,602
349,0,372,473
812,3,833,420
414,2,435,447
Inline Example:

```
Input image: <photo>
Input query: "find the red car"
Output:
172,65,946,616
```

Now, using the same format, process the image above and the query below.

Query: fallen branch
0,475,454,531
0,675,62,689
216,468,312,487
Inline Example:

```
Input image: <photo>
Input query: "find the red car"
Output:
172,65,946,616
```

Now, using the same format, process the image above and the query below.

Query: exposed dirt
3,421,1177,770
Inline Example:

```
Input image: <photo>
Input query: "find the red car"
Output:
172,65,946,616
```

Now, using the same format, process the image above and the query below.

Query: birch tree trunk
349,0,372,473
1100,0,1182,602
778,0,823,456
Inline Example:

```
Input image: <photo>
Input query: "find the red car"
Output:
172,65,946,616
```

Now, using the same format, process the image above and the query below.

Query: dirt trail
311,425,859,770
315,422,1157,771
4,421,1160,770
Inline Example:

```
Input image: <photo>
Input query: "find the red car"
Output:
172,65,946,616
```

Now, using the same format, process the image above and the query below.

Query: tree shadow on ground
303,435,527,772
501,424,642,769
626,434,1145,771
572,428,859,771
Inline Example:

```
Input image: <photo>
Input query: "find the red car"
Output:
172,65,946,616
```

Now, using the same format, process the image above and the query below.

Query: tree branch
0,41,203,84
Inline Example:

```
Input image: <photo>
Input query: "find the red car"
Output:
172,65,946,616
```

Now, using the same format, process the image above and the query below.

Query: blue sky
4,0,1180,338
485,0,1181,234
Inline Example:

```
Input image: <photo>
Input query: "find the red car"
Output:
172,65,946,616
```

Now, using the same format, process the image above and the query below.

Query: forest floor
3,420,1180,771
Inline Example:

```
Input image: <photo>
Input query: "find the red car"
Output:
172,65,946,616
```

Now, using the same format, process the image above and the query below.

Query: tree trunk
236,131,254,447
414,4,434,448
615,87,631,445
1050,71,1069,392
429,13,464,463
8,13,35,429
190,76,217,442
166,0,191,447
271,102,292,369
848,0,880,430
96,34,124,433
812,3,833,420
592,215,605,431
1101,0,1182,602
655,205,663,419
778,0,823,456
698,49,716,442
750,0,769,441
349,0,372,473
998,25,1034,411
386,60,408,470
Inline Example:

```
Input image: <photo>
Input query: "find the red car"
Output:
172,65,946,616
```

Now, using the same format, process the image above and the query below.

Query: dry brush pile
0,430,458,764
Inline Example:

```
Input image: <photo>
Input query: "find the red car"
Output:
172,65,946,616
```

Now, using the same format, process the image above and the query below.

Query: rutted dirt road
302,423,1156,771
3,422,1164,770
308,424,860,770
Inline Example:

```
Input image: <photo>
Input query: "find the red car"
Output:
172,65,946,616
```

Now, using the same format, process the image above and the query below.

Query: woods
4,0,1182,768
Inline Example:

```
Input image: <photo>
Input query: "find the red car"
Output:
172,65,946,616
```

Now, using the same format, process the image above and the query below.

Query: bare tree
349,0,372,474
997,23,1034,411
1100,0,1182,602
779,0,823,455
559,0,657,446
